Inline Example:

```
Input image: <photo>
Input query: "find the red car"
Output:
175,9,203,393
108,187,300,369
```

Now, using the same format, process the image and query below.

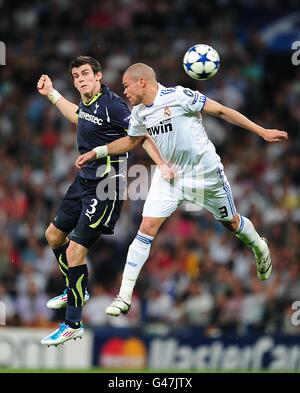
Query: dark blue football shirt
77,85,130,180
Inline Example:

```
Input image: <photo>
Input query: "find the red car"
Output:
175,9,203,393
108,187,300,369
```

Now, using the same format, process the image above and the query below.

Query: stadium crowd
1,0,300,336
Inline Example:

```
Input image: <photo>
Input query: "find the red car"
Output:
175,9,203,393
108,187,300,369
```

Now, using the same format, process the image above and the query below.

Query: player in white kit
76,63,288,317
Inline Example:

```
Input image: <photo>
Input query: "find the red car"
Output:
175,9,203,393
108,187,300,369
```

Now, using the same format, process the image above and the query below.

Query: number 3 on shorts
218,205,228,219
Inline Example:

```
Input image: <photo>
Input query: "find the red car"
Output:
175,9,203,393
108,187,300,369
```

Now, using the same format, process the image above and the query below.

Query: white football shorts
142,164,236,221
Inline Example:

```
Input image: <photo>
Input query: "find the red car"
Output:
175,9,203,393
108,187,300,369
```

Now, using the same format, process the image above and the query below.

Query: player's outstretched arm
142,136,175,181
203,98,288,142
75,136,144,169
37,74,79,124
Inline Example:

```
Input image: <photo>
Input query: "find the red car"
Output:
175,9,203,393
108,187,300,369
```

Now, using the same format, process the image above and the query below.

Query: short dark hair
69,56,101,77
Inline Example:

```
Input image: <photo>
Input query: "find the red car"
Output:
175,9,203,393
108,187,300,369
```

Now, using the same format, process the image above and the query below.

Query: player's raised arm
75,135,143,169
203,97,288,142
37,74,79,124
142,135,175,181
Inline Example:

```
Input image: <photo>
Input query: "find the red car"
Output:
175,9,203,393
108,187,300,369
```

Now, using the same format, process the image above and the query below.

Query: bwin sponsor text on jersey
147,120,173,136
78,109,104,125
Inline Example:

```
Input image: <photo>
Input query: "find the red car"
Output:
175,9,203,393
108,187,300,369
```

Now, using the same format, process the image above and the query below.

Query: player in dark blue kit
37,56,171,346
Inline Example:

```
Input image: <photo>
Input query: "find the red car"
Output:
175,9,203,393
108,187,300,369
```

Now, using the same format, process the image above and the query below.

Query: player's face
72,64,102,96
122,75,144,106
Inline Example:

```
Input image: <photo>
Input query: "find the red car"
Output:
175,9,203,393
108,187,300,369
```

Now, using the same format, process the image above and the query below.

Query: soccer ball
183,44,220,80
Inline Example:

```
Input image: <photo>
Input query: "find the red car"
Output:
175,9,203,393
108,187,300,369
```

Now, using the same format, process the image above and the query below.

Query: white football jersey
128,84,221,175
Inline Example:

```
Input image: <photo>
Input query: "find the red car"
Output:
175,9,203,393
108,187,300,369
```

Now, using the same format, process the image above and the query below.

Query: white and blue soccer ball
183,44,220,80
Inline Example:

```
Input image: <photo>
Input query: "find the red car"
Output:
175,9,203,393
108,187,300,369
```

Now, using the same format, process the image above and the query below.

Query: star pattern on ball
183,44,221,80
198,53,209,65
197,71,212,79
184,62,194,72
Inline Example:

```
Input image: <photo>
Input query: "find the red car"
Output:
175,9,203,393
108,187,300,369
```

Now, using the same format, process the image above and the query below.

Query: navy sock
66,306,82,328
66,265,88,326
53,241,70,287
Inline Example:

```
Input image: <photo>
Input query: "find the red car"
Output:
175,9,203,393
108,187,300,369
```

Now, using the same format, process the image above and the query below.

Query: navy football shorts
52,174,124,248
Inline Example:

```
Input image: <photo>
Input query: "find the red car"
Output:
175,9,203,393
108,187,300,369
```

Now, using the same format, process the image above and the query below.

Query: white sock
235,215,266,257
119,231,154,304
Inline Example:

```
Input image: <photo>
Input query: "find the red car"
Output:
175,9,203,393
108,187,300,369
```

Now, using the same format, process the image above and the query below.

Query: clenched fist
37,74,53,96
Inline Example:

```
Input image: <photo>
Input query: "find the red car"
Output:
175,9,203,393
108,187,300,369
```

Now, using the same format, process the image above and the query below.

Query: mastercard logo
99,337,147,369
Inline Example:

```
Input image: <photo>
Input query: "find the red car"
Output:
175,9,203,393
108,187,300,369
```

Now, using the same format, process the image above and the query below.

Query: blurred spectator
82,284,112,327
15,281,52,327
0,281,17,325
184,281,214,327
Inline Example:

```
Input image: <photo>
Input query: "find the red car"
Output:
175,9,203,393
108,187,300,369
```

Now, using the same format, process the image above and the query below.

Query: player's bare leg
220,213,272,280
106,216,167,317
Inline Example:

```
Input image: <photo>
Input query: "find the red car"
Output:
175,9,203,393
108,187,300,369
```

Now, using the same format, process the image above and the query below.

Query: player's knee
140,220,160,237
66,241,87,266
45,225,66,249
